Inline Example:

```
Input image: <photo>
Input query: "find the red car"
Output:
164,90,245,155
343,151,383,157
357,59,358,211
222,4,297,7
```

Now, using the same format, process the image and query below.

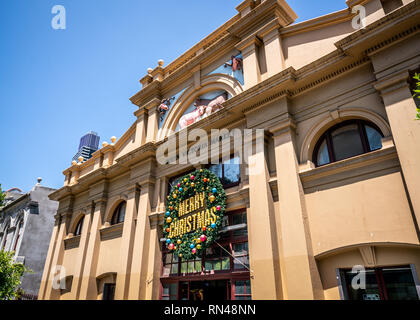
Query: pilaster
114,184,140,299
246,130,282,299
269,121,324,300
128,181,155,300
78,199,107,299
374,70,420,226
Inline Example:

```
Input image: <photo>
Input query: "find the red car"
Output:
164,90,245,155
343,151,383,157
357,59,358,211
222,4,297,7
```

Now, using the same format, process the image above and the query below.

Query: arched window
111,201,126,225
313,120,383,167
74,216,84,236
13,220,24,252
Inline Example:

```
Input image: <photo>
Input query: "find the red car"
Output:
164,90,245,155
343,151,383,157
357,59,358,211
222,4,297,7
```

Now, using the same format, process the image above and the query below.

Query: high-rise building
72,131,100,162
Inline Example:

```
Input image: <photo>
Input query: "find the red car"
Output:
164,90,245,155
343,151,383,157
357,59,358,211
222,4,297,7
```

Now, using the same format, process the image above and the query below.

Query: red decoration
216,206,221,211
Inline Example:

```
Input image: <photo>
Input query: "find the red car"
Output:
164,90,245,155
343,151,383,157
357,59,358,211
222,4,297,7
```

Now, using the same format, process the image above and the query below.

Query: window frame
313,119,384,167
111,201,126,225
74,216,84,236
102,283,116,300
339,265,420,300
205,154,241,189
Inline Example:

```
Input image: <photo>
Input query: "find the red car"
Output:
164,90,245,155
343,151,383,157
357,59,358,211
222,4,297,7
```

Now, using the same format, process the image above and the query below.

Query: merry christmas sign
163,169,227,259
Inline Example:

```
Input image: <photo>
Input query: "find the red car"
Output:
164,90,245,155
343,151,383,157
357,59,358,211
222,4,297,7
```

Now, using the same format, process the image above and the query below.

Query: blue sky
0,0,346,193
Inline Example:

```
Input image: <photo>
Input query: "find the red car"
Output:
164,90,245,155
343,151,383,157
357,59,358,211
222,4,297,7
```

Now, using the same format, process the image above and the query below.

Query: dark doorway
180,280,230,300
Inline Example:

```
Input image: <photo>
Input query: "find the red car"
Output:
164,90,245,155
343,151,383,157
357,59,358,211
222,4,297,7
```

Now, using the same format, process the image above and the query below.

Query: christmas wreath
163,168,227,260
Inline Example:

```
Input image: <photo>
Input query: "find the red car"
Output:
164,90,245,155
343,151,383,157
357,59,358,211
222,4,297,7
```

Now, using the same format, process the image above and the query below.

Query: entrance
179,280,230,301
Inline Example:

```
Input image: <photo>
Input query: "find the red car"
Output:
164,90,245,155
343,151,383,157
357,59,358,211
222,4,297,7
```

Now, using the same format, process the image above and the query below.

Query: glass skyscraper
72,131,100,162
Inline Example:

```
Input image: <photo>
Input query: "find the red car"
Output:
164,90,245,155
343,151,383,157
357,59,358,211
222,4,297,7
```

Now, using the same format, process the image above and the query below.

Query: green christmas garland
163,169,227,260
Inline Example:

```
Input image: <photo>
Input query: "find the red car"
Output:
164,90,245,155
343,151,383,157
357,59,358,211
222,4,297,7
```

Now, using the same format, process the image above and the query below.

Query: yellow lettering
186,216,192,233
190,197,195,211
195,194,200,210
210,206,217,224
179,201,184,217
199,192,205,207
205,209,211,226
192,213,197,231
185,199,189,214
179,219,184,236
173,220,179,237
196,210,205,229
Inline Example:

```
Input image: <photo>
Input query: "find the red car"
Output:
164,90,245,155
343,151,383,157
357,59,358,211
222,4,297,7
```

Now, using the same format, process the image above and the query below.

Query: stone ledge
100,223,123,241
64,235,80,250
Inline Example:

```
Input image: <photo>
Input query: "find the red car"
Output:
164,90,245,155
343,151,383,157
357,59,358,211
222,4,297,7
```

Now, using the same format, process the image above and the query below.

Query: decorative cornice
365,23,420,56
291,56,370,96
335,0,420,53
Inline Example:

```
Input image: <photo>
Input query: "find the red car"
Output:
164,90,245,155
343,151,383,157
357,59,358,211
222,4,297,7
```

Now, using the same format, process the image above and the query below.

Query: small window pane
331,124,364,161
235,281,245,294
171,263,178,275
223,157,240,186
317,139,330,166
165,253,173,264
162,283,178,300
382,267,418,300
188,261,195,273
162,265,170,276
213,261,222,271
195,260,202,272
222,257,230,270
205,261,212,271
365,126,382,151
181,262,187,274
344,269,380,300
118,202,126,223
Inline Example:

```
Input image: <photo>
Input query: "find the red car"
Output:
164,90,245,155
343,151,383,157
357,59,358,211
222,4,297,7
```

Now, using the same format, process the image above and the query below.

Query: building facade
0,179,58,298
40,0,420,300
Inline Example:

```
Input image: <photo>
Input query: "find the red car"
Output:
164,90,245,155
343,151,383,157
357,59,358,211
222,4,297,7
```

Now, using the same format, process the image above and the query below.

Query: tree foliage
413,73,420,120
0,251,29,300
0,184,5,207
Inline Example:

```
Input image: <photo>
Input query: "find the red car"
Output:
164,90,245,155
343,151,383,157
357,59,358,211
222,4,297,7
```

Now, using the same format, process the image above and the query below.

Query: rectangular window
162,283,178,300
162,252,179,276
233,242,249,271
208,156,240,188
102,283,115,300
340,266,419,300
234,280,252,300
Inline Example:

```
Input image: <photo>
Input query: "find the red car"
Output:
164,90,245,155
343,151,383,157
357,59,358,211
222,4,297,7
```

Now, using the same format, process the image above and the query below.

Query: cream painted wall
283,21,354,70
96,237,122,277
305,171,419,256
